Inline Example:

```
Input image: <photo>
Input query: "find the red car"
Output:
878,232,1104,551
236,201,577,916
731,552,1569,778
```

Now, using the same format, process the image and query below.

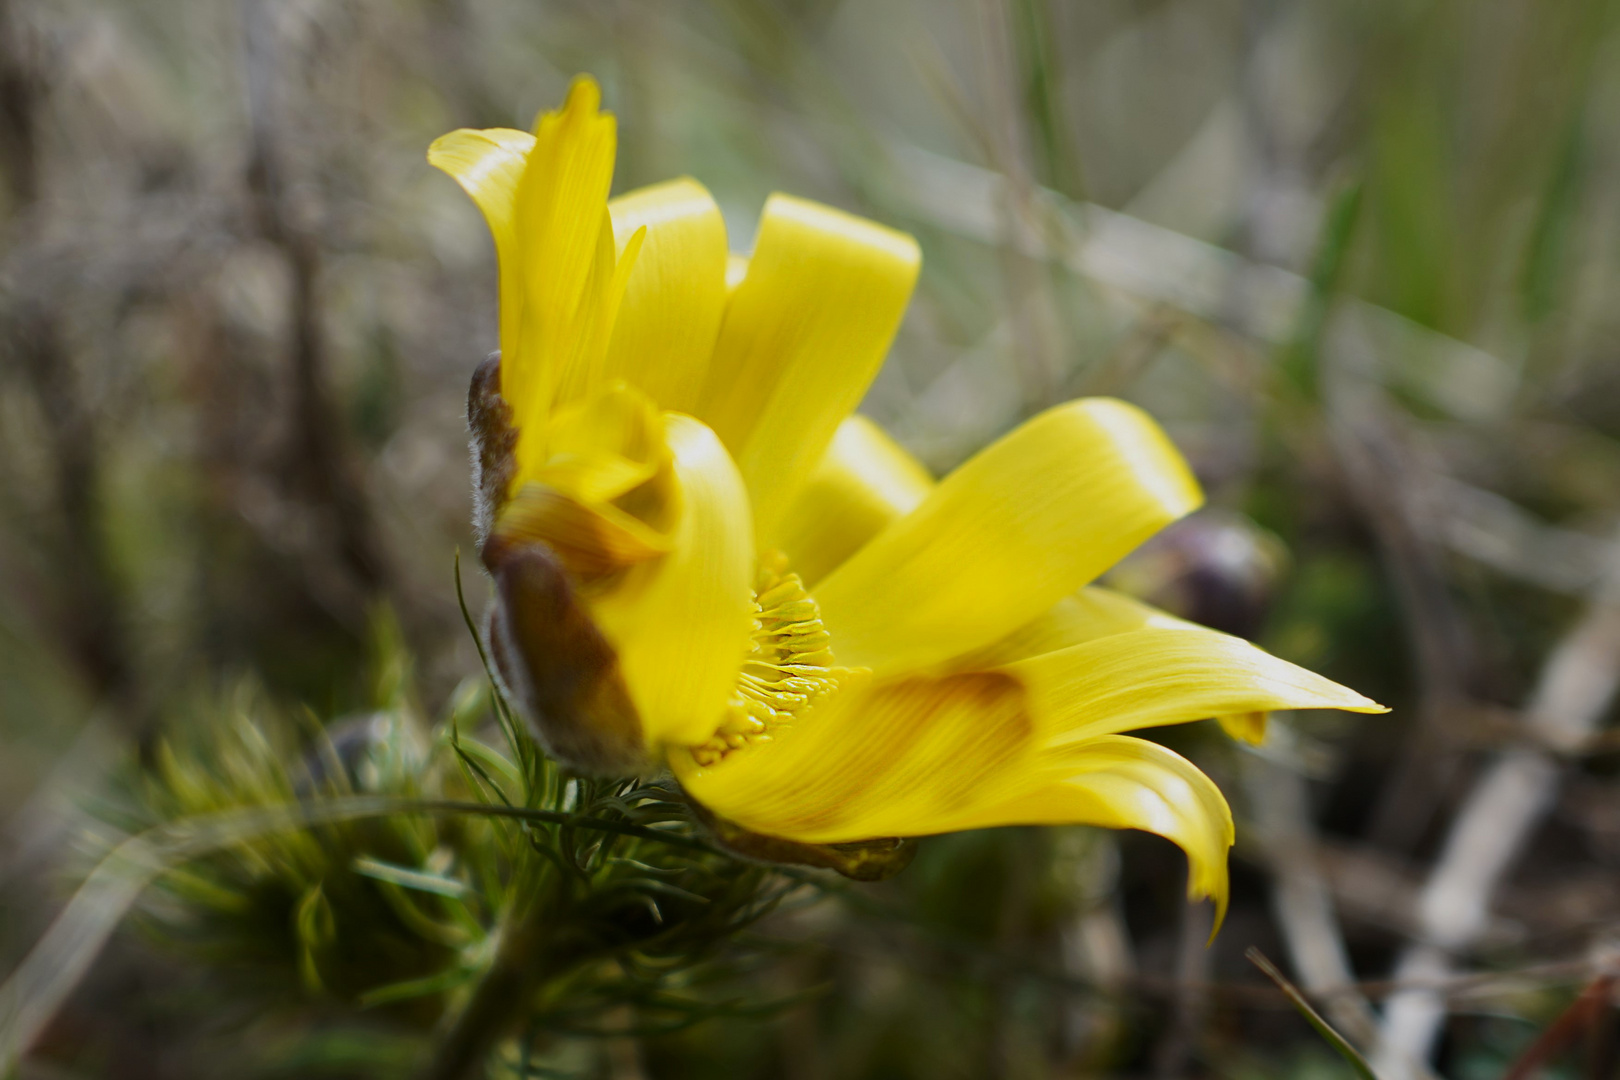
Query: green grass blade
1246,947,1377,1080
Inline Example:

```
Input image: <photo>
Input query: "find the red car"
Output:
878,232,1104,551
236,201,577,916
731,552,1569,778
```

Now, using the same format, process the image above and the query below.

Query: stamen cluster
691,552,849,766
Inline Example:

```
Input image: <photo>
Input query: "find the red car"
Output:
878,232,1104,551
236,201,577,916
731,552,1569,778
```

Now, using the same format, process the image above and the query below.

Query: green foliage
141,680,456,1015
118,606,795,1075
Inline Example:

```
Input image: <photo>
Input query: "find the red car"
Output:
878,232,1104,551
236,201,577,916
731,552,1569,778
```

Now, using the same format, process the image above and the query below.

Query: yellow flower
430,76,1384,916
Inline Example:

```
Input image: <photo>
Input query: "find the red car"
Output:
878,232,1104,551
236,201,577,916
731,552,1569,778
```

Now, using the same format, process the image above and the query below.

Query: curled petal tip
1217,711,1269,746
566,73,602,113
1191,859,1232,942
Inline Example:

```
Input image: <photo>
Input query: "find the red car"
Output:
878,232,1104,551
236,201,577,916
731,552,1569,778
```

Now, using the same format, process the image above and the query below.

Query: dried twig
1372,532,1620,1077
242,0,390,617
1243,748,1384,1051
0,0,141,733
1058,835,1134,1066
1501,973,1616,1080
0,0,41,208
974,0,1064,409
1152,897,1214,1079
1328,397,1476,853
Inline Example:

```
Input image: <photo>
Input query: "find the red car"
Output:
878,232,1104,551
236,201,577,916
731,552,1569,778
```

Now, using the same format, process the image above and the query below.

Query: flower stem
417,880,563,1080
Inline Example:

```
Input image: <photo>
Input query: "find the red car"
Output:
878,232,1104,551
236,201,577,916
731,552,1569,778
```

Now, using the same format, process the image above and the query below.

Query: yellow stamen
689,551,854,766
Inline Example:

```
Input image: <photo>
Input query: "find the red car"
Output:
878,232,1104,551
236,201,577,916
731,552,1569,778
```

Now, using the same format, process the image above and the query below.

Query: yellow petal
493,486,670,580
673,672,1032,844
773,414,934,586
605,178,729,412
508,76,618,435
426,126,535,376
940,735,1234,924
494,384,677,580
695,195,921,544
1217,711,1269,745
965,585,1282,746
814,399,1204,674
1006,625,1386,748
534,382,668,505
588,413,756,748
725,253,749,294
962,585,1193,668
550,218,646,412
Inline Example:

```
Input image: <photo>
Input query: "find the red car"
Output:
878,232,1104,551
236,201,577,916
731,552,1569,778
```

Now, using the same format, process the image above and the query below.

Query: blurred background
4,0,1620,1076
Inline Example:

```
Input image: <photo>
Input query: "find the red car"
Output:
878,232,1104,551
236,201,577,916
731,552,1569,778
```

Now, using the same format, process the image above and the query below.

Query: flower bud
1106,510,1287,640
468,355,653,775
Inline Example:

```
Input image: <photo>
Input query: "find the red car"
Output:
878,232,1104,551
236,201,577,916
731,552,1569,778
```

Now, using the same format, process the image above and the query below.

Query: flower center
690,552,852,766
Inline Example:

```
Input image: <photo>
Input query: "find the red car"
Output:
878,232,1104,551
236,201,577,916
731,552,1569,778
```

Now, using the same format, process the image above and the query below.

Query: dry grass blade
1501,974,1616,1080
0,795,397,1071
1245,947,1377,1080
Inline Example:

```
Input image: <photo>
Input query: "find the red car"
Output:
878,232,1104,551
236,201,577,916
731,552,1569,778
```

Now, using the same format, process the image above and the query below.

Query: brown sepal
689,801,919,882
495,487,670,582
481,534,652,775
468,352,518,545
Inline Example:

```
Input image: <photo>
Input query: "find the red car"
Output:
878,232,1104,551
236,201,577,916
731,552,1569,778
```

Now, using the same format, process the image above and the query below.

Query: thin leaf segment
429,75,1387,917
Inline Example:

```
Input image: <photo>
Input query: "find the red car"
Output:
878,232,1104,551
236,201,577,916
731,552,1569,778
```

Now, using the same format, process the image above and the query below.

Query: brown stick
0,0,139,728
417,878,567,1080
1374,535,1620,1077
1502,974,1616,1080
241,0,390,609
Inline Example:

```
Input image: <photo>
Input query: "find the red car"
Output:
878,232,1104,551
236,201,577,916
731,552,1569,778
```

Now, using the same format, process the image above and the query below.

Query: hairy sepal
689,801,918,882
468,352,518,545
481,535,652,775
